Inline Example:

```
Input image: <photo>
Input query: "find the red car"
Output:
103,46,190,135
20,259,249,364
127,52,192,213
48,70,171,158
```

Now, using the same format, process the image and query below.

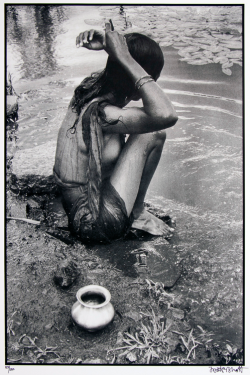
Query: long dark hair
71,32,164,114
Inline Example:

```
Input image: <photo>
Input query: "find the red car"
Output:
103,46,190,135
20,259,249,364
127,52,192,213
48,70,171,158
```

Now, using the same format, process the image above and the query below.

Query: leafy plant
109,308,181,364
8,334,61,364
220,343,243,365
145,278,176,307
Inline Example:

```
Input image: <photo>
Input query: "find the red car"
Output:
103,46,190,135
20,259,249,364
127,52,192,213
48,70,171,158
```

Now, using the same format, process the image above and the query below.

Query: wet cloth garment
53,171,132,243
53,100,132,242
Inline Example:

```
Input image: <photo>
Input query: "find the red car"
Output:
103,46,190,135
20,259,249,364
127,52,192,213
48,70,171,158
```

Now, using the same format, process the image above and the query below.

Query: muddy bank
6,175,243,365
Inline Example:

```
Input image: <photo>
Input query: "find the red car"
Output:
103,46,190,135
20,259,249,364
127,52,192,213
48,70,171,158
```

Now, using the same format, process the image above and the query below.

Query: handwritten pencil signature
209,366,244,373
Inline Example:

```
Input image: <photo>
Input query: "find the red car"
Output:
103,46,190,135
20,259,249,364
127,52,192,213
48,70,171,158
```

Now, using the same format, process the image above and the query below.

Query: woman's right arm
76,24,178,134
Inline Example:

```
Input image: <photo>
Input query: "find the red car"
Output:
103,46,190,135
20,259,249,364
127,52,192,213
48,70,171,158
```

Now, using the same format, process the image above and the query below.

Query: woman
53,22,178,243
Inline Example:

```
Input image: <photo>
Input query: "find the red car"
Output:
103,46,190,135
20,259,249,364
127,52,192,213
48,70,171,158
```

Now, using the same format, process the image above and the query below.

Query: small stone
82,358,106,364
45,323,53,330
126,352,137,363
53,260,80,289
170,308,185,320
21,336,30,346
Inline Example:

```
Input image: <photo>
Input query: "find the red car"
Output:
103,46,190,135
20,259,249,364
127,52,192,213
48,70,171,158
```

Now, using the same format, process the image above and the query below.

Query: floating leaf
213,56,228,64
178,50,192,57
187,59,211,65
181,46,200,53
230,59,242,66
227,50,242,59
203,50,214,58
216,50,230,57
159,41,173,47
222,68,232,76
221,41,242,49
184,29,197,37
173,42,188,47
222,61,233,69
205,45,224,53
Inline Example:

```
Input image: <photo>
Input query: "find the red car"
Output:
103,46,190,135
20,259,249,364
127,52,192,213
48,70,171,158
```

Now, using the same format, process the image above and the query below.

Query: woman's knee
127,131,166,154
153,129,167,144
139,130,166,144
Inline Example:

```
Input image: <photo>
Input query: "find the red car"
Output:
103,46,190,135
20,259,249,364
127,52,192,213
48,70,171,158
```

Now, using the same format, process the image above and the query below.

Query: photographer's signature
209,366,244,373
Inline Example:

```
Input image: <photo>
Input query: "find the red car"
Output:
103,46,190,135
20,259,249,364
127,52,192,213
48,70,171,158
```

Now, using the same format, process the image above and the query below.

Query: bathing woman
53,22,178,242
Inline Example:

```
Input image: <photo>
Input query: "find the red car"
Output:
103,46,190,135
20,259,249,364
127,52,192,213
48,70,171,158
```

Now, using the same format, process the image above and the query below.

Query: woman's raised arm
76,23,178,134
103,23,177,133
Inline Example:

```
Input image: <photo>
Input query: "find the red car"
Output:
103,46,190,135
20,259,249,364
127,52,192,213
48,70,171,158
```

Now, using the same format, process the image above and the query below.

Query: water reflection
6,5,67,79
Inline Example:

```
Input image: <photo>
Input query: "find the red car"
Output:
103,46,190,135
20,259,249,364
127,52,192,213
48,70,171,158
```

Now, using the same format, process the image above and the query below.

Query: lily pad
222,61,233,69
204,45,224,53
202,50,214,58
221,41,242,49
216,49,230,56
159,41,173,47
230,59,242,66
217,34,234,40
179,46,200,53
173,42,188,47
187,59,211,65
227,50,242,59
213,56,228,64
222,68,232,76
178,50,192,57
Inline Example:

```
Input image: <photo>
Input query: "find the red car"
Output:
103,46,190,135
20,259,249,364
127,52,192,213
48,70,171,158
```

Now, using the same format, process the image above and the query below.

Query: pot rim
76,285,111,308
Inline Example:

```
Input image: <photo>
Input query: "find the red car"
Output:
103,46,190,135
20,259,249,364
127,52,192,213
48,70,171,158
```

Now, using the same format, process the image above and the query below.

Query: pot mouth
76,285,111,308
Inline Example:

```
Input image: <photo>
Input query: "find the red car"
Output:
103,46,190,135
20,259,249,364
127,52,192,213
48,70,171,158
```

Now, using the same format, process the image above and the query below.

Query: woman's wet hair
71,33,164,114
103,33,164,102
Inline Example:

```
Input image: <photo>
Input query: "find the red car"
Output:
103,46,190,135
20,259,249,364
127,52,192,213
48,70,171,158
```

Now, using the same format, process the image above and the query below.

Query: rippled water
6,5,243,347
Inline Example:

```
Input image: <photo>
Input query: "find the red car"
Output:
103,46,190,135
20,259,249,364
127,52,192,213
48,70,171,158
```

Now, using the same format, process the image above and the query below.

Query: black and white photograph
5,2,245,370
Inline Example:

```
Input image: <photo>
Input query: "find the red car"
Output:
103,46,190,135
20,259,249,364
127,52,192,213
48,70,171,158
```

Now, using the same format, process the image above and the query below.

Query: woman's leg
109,130,173,235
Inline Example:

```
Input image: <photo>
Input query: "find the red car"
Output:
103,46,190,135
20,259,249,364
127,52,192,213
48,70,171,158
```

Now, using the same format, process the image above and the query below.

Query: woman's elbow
160,113,178,129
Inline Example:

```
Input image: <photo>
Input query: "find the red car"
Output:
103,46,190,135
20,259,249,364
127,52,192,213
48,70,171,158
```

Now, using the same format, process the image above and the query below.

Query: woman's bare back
54,105,124,185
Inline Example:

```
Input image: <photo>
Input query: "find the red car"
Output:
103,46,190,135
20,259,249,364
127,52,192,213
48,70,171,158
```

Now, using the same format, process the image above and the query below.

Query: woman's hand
103,22,131,62
76,23,131,62
76,29,105,50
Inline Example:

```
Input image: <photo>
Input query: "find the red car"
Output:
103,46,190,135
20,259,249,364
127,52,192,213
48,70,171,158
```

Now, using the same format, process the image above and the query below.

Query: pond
6,5,243,348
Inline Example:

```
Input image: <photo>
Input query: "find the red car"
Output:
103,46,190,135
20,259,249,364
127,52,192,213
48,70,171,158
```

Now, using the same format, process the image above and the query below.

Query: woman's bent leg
109,130,173,235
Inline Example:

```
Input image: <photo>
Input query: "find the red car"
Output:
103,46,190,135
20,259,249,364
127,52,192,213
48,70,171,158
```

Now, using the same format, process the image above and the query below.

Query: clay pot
71,285,115,332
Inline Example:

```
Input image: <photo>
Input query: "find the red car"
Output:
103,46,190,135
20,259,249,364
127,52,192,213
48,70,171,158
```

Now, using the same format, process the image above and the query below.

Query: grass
8,334,62,364
7,311,17,337
108,277,244,365
108,307,199,364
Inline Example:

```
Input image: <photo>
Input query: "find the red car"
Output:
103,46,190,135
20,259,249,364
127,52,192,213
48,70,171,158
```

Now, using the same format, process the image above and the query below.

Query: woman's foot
131,208,174,236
